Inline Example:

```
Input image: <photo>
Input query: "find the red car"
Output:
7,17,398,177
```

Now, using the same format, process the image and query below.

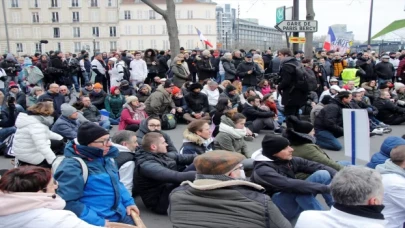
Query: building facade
120,0,217,51
0,0,120,55
216,4,236,49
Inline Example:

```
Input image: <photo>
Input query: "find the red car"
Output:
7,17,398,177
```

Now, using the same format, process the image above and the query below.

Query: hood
64,139,119,160
251,149,272,161
0,192,66,216
144,49,156,58
110,86,120,94
220,57,232,63
181,179,264,191
123,102,146,112
112,143,132,153
361,82,376,90
15,113,42,129
138,84,152,94
220,115,235,127
23,57,32,67
379,136,405,157
5,53,16,62
183,129,205,145
376,159,405,178
218,115,246,139
280,56,295,64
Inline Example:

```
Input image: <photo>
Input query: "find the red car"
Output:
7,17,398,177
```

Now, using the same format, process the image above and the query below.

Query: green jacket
104,94,125,118
144,85,175,116
214,115,249,157
285,129,344,179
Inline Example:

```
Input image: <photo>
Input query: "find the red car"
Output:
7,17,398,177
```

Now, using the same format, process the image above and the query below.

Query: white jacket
108,60,124,87
0,192,99,228
13,113,63,165
296,206,387,228
202,85,220,106
129,59,147,82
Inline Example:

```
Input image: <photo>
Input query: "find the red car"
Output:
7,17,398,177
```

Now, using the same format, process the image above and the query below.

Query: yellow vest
341,68,360,86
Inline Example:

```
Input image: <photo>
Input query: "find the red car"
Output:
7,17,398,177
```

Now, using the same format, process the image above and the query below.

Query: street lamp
263,38,267,53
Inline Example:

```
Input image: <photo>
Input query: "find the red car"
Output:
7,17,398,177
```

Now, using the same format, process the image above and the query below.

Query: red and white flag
195,27,213,48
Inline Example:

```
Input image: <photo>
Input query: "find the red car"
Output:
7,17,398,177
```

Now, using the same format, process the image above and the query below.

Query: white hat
330,77,339,82
356,88,366,92
330,85,341,92
394,82,405,91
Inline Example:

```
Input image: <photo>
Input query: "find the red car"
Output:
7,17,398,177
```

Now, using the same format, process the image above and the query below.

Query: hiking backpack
52,156,89,184
161,113,177,130
284,63,317,92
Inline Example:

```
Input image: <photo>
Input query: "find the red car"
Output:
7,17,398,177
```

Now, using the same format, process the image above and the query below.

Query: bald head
49,83,59,94
391,145,405,168
59,85,68,95
380,91,391,100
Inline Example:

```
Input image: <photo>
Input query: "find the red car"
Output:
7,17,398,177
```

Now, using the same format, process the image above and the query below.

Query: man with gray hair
296,166,387,228
196,50,216,84
376,145,405,228
112,130,138,196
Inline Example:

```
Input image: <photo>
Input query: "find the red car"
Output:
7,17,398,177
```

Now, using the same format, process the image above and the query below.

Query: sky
214,0,405,41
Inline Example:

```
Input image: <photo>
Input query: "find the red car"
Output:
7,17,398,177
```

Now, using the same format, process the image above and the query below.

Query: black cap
245,53,253,58
261,135,290,159
77,122,109,146
180,47,185,50
163,80,174,88
226,85,236,92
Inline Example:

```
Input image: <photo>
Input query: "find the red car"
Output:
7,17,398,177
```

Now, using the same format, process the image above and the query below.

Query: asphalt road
0,124,404,228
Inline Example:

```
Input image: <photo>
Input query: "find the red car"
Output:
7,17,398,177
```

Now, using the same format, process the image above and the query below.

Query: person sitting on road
134,132,196,214
144,80,176,117
59,85,77,105
314,91,352,151
0,97,23,142
51,103,79,141
319,85,341,103
310,95,332,125
284,116,346,180
361,79,379,104
79,82,93,98
54,122,139,226
0,166,99,228
13,102,64,168
135,84,151,103
136,116,178,154
89,83,107,110
104,86,125,125
169,150,292,228
118,96,147,132
242,96,281,134
219,85,240,108
72,101,89,124
172,86,188,123
183,83,211,123
394,82,405,106
180,120,213,155
112,130,138,196
376,145,405,228
81,96,110,130
38,83,64,118
27,86,44,108
119,80,137,98
366,136,405,169
295,166,386,228
374,91,405,125
251,134,338,221
202,81,221,112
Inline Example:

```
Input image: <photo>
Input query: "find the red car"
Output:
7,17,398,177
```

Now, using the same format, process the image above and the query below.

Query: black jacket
374,61,395,80
5,91,26,110
232,56,243,69
184,92,209,114
0,106,20,128
262,54,273,74
350,99,378,116
374,97,405,124
186,55,197,73
314,98,350,137
278,57,308,106
135,119,178,154
50,55,64,69
251,157,337,197
89,90,107,110
236,61,261,86
38,91,64,117
196,57,215,81
221,57,237,81
242,103,274,122
356,57,375,80
120,85,137,97
158,55,169,73
1,60,18,77
133,148,195,209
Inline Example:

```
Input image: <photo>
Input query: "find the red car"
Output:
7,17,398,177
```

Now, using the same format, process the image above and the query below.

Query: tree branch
141,0,167,16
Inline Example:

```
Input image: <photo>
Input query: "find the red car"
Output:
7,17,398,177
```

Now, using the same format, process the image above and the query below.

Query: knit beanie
172,86,181,96
125,95,138,104
61,103,77,118
8,81,18,90
321,95,332,105
287,116,313,134
94,83,103,89
194,150,245,175
77,122,109,146
261,134,290,159
226,85,236,93
164,80,174,88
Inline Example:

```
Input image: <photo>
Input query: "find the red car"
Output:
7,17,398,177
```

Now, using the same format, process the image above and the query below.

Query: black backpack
121,65,131,81
284,63,317,92
161,113,177,130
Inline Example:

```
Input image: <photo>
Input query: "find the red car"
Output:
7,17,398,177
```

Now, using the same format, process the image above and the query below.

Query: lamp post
93,38,96,57
263,38,267,53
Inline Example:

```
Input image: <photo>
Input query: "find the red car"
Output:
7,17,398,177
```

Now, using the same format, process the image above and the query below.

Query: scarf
376,159,405,178
218,122,246,139
334,203,385,220
32,115,54,127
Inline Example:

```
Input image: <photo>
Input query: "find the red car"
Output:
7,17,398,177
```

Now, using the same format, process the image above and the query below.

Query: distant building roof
372,19,405,40
122,0,216,4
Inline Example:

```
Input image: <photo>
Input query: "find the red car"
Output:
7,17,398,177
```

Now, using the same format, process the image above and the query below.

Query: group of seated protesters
1,48,405,227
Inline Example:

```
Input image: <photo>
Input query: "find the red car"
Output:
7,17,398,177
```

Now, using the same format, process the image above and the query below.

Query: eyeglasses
148,124,161,128
93,137,112,146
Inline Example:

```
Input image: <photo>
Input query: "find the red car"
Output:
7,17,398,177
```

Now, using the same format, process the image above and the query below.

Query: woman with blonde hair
13,101,64,168
219,80,232,91
232,80,243,95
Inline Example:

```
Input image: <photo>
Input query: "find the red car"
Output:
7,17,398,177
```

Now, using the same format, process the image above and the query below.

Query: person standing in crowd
130,52,148,87
221,53,237,82
341,60,364,87
119,96,147,131
278,48,307,118
121,51,131,67
219,85,240,108
89,83,107,110
375,55,395,86
356,52,375,84
296,166,386,228
158,51,169,78
0,166,100,228
13,102,64,168
196,50,216,84
38,83,63,118
81,96,110,130
262,49,273,75
104,86,125,125
271,51,281,74
1,54,19,88
51,103,79,140
251,134,337,221
65,53,80,92
172,56,189,88
91,53,108,91
331,53,347,79
0,97,22,142
36,54,51,86
232,50,243,69
143,49,159,84
50,51,66,86
314,91,352,151
169,150,292,228
80,54,91,83
180,120,213,155
134,132,196,214
236,53,262,92
144,80,176,116
54,122,139,226
376,145,405,228
374,91,405,125
186,50,198,82
107,57,124,88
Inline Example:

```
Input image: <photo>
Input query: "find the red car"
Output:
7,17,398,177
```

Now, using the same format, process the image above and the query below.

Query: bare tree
141,0,180,58
304,0,315,58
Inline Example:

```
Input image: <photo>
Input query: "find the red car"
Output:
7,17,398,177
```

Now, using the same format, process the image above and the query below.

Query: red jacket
397,58,405,81
118,104,148,130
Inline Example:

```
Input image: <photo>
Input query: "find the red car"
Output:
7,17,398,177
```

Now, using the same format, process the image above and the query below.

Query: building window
16,43,23,52
110,41,117,51
205,10,211,19
56,42,61,51
125,25,131,35
35,43,42,53
137,25,143,35
162,25,167,35
187,10,193,19
14,28,21,38
72,12,80,22
150,40,156,49
53,27,60,38
94,41,100,52
74,42,81,52
71,0,79,7
137,10,142,19
73,27,80,37
125,40,132,50
32,12,39,23
92,27,99,37
91,11,99,22
51,0,58,7
149,10,155,19
138,40,143,50
109,26,116,37
187,25,193,34
107,0,115,7
11,0,18,8
124,10,131,20
91,0,98,7
150,25,155,35
175,11,180,19
52,12,59,22
32,0,39,8
205,25,211,34
163,40,169,50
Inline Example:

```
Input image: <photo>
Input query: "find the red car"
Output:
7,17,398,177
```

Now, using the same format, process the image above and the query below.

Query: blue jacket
54,140,135,226
366,136,405,169
51,115,79,140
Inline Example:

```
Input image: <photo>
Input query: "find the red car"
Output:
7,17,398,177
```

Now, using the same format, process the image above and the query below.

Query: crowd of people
0,46,404,227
